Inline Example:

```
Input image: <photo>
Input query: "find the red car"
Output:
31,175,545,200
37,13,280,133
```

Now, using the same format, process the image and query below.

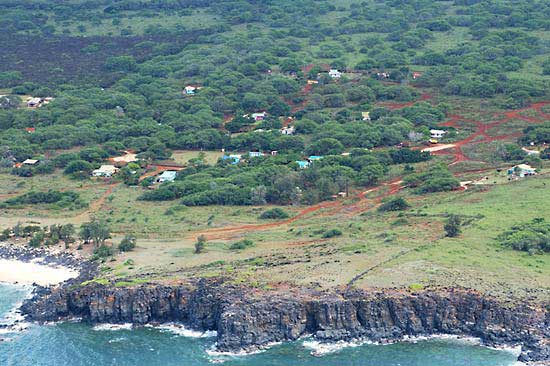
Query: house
412,72,423,80
27,98,42,108
249,151,263,158
376,72,390,79
281,126,295,135
430,129,446,139
429,138,439,144
183,86,197,95
22,159,39,166
307,80,319,85
328,69,341,78
222,154,241,164
25,127,36,133
507,164,536,177
361,112,371,121
308,156,324,162
251,112,267,121
296,160,310,169
42,97,54,105
271,151,278,156
92,165,118,178
157,170,178,183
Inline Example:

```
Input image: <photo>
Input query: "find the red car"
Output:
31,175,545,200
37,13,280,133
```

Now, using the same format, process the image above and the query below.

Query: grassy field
171,150,225,165
86,173,549,303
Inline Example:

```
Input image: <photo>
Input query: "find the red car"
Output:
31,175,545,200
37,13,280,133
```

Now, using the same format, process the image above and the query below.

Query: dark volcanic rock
21,280,550,363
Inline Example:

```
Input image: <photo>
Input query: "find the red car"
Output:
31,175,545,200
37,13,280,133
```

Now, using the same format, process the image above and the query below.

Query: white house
328,69,342,78
184,86,197,95
430,129,446,139
362,112,371,121
281,126,295,135
249,151,263,158
22,159,39,166
92,165,118,177
157,170,178,183
251,112,267,121
27,98,42,108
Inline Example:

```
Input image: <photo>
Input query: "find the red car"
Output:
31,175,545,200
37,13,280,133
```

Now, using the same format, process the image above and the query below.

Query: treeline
139,148,431,205
0,190,87,210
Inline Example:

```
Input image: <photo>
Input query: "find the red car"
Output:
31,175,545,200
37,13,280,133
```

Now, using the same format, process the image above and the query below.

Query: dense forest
0,0,549,205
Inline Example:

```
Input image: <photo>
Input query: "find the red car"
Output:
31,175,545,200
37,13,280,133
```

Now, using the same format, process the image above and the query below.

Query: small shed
157,170,178,183
362,112,371,121
281,126,295,135
252,112,267,121
308,156,324,162
430,129,446,139
507,164,536,177
27,98,42,108
296,160,310,169
22,159,39,166
222,154,241,164
92,165,118,177
249,151,263,158
184,86,197,95
328,69,341,78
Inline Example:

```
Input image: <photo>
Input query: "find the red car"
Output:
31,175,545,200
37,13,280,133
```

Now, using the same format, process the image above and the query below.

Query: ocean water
0,283,521,366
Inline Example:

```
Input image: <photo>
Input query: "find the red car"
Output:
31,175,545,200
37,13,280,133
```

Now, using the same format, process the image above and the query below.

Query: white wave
401,334,482,345
0,283,34,335
206,342,281,358
108,337,127,344
92,323,133,331
302,339,372,356
487,344,522,357
152,323,217,338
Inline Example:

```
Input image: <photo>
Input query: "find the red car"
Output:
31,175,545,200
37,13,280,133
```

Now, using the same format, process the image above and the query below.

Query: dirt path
432,101,550,164
186,97,550,241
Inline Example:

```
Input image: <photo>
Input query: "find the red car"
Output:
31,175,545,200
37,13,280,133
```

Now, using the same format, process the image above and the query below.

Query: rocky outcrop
21,280,550,363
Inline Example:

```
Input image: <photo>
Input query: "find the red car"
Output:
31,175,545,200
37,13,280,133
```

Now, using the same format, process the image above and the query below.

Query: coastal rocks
21,280,550,363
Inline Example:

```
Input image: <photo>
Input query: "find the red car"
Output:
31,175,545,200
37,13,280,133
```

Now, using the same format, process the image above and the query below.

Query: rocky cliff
21,279,550,363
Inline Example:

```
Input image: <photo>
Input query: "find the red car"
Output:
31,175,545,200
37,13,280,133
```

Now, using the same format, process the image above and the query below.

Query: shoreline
0,242,97,286
19,278,550,365
0,258,79,286
0,243,547,364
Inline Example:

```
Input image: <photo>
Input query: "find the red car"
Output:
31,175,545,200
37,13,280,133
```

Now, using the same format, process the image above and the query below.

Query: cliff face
21,280,550,363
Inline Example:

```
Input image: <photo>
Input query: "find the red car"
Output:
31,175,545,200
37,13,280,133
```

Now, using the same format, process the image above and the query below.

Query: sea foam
152,323,217,338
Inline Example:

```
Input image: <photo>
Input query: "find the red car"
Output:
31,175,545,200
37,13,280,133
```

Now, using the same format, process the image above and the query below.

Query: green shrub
498,218,550,254
93,245,114,260
259,208,289,219
230,239,255,250
322,228,342,238
378,197,410,212
118,235,136,252
444,214,462,237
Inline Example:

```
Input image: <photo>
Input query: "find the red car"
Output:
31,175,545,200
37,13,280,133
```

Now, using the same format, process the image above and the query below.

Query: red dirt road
190,85,550,240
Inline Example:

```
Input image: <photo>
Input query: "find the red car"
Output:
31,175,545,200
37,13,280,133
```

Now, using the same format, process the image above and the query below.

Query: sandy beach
0,259,79,286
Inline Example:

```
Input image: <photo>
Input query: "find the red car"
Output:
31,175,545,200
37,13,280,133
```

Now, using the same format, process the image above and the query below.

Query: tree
444,214,461,237
195,235,206,254
378,197,410,212
306,138,344,156
118,235,136,252
79,220,110,248
64,160,93,175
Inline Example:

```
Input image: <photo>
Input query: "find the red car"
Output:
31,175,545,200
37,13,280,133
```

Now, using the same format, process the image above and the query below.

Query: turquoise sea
0,283,521,366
